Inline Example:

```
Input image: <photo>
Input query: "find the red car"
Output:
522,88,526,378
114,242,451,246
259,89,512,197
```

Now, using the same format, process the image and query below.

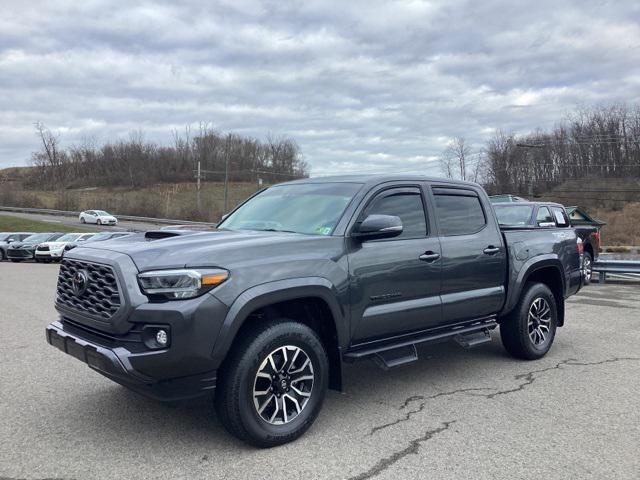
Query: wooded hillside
483,104,640,204
26,123,309,190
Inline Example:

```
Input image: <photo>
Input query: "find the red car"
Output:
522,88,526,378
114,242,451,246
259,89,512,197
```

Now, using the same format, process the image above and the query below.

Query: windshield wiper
256,228,299,234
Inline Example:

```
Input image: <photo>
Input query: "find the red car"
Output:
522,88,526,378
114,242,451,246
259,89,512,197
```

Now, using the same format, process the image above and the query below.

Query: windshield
56,233,82,242
219,182,362,235
24,233,54,243
494,205,534,225
0,233,11,241
86,232,112,242
95,210,110,216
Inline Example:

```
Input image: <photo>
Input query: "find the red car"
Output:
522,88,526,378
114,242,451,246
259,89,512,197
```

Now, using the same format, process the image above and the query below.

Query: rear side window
550,207,569,227
536,207,555,225
434,193,486,236
364,188,427,239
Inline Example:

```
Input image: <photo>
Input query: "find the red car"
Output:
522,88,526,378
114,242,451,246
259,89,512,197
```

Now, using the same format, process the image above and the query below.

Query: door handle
419,251,441,262
483,246,500,255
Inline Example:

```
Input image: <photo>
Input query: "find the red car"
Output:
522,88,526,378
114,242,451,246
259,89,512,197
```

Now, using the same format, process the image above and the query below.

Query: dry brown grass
2,182,266,223
592,202,640,246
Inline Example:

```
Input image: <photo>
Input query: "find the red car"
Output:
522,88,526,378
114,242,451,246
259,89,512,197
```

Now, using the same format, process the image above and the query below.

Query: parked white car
35,233,96,262
79,210,118,226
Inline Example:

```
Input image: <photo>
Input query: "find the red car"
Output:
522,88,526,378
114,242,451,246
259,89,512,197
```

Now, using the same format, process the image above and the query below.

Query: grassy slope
16,181,265,223
0,214,93,233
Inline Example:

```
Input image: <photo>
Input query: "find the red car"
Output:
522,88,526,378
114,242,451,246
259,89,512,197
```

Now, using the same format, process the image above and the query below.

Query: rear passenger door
431,186,507,324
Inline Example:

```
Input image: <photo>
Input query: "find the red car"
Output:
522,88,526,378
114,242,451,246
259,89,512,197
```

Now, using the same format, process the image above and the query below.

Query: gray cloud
1,0,639,175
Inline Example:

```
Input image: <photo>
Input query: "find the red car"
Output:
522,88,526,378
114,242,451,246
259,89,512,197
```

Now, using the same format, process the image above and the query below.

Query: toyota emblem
72,270,89,296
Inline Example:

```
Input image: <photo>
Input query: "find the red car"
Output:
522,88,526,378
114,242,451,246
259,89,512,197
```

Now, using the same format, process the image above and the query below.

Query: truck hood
9,241,38,248
71,229,342,272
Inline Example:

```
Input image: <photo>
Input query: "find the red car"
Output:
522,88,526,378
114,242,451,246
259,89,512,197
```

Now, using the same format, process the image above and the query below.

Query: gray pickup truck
46,175,582,446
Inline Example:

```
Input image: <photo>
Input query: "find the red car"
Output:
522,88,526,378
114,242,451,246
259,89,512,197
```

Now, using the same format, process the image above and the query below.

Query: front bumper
7,248,35,259
36,249,64,259
46,321,218,401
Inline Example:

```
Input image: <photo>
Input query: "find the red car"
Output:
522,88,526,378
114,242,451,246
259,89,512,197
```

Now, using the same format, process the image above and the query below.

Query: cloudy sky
1,0,639,175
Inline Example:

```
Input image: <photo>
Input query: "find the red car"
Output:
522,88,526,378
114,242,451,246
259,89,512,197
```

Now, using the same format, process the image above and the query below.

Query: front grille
8,249,32,258
37,246,50,251
56,259,122,320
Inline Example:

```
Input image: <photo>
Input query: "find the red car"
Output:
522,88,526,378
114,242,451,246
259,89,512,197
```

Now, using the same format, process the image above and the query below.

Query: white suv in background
79,210,118,226
35,233,95,262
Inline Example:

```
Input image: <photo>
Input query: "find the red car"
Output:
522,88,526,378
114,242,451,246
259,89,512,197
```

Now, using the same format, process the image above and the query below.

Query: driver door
348,186,442,343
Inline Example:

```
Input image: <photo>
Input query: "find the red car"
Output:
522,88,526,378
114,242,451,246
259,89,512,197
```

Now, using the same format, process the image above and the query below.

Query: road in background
0,210,166,232
0,263,639,479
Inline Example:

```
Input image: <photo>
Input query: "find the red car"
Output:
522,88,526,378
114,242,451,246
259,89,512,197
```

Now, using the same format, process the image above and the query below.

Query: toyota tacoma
46,175,583,447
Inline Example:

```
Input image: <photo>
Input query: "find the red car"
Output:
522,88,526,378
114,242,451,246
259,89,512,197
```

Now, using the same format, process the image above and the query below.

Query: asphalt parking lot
1,263,638,480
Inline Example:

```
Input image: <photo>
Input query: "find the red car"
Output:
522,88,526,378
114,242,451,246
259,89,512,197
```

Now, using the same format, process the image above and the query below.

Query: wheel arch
212,278,347,391
503,257,566,327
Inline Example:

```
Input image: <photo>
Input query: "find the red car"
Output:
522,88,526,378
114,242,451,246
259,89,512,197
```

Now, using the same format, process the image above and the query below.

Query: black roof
492,201,565,208
281,174,481,188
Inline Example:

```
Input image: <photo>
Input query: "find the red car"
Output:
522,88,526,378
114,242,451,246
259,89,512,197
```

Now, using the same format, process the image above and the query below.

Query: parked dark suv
0,232,32,261
47,176,582,446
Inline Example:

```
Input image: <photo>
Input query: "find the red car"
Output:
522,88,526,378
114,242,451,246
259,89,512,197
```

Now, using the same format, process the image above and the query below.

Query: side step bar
344,318,497,368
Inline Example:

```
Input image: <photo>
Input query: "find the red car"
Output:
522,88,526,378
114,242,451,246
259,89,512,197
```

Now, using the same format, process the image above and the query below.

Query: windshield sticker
315,226,332,235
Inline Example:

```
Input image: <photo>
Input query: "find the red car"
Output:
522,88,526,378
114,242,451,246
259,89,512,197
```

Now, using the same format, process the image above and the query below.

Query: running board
372,345,418,370
454,329,493,348
343,318,498,365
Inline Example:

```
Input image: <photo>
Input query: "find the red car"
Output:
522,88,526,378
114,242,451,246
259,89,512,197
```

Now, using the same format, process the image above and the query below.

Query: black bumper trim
46,322,217,401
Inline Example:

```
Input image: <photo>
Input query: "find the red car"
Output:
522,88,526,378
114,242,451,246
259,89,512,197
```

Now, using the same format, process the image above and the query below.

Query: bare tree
32,122,66,188
440,136,472,180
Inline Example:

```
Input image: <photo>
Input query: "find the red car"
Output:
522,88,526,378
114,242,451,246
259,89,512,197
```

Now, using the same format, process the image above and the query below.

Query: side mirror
353,214,403,240
220,213,229,221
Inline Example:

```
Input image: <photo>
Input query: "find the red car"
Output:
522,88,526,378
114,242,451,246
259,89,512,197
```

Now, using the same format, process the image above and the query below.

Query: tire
582,252,593,285
215,319,329,448
97,219,102,225
500,282,558,360
80,217,86,224
0,249,4,261
10,259,21,263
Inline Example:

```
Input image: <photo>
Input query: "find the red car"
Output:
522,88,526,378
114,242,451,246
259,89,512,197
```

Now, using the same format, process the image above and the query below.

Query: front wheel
500,282,558,360
215,320,329,447
97,219,102,225
80,217,86,224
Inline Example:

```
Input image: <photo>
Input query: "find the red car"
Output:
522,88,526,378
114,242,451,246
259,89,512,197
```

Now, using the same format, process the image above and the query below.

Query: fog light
156,329,168,347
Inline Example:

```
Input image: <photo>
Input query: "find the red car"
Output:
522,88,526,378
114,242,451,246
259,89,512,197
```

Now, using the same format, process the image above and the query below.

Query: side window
536,207,555,226
363,188,427,239
550,207,569,227
434,193,486,236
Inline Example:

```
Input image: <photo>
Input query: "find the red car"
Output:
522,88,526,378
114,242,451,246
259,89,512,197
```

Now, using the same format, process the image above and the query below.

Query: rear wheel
500,282,557,360
80,217,86,224
582,252,593,285
215,319,329,447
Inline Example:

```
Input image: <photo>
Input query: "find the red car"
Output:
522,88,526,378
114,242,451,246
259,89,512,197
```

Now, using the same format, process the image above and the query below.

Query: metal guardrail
0,206,215,227
593,260,640,283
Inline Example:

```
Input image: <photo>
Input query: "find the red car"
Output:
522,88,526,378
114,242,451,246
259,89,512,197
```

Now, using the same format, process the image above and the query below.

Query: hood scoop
144,230,197,241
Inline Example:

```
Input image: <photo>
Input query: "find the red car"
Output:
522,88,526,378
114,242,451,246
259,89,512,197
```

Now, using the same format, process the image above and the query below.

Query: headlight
137,268,229,300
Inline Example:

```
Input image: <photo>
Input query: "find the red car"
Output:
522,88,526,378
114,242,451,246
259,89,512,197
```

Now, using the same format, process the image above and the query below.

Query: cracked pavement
1,263,639,479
